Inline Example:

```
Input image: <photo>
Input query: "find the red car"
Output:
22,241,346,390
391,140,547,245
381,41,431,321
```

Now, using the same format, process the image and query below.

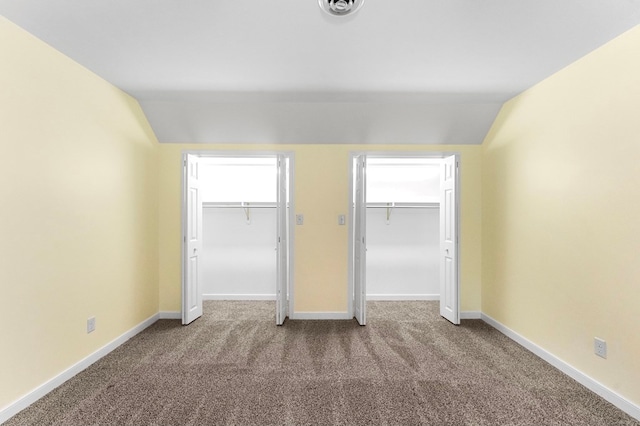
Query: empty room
1,1,639,424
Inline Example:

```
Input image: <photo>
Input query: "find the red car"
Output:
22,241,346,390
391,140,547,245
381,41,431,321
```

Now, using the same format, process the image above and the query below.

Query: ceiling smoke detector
318,0,365,16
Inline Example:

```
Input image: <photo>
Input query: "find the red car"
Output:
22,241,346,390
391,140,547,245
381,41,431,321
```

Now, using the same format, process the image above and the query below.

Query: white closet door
275,156,289,325
354,155,367,325
183,154,203,325
439,155,459,325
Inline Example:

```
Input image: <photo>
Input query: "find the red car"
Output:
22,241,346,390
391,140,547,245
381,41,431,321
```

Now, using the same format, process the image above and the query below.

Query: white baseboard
481,313,640,422
289,312,352,320
460,311,482,319
367,294,439,301
158,311,181,320
203,294,276,301
0,313,159,424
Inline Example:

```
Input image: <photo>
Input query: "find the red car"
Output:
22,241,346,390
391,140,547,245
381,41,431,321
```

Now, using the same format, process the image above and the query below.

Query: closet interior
200,157,278,300
366,158,441,300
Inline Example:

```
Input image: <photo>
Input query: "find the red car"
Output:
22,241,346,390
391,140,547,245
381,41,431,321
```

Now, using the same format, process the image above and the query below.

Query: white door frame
353,154,367,325
347,151,461,323
275,154,291,325
181,151,295,324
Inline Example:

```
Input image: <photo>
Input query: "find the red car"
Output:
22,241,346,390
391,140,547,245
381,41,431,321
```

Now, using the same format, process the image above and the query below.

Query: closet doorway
349,153,459,325
182,153,294,326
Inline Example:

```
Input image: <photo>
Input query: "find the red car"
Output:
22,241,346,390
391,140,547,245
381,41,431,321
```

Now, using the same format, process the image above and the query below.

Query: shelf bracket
386,202,394,225
242,202,251,225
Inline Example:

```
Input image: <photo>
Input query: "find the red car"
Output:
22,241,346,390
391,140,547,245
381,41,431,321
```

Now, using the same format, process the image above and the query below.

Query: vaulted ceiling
2,1,639,144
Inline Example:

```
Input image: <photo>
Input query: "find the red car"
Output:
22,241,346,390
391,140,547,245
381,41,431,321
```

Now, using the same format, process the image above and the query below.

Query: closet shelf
203,202,277,209
366,202,439,209
366,202,439,225
203,202,280,224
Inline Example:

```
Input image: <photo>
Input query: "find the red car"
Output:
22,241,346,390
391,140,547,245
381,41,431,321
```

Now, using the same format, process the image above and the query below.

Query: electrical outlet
87,317,96,334
594,337,607,359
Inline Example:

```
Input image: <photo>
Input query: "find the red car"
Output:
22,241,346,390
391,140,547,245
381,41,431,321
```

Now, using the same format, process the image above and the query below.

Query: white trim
180,153,188,324
366,294,439,301
481,313,640,421
287,155,296,321
0,313,159,424
347,155,355,318
203,294,276,301
289,312,352,320
460,311,482,319
454,154,461,324
158,311,181,319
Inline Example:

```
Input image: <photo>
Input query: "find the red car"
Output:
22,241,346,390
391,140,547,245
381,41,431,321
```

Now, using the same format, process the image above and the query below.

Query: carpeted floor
6,301,638,425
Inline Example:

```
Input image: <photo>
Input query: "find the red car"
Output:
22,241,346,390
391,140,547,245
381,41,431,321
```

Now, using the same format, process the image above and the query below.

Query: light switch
296,214,304,225
338,215,345,225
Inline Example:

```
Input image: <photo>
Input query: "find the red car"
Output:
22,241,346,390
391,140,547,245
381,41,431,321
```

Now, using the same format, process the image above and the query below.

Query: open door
183,154,204,325
439,155,459,324
353,155,367,325
275,156,289,325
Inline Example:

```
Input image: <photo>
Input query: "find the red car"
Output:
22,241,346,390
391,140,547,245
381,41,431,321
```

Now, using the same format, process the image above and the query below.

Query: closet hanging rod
203,202,278,209
366,205,439,209
366,202,439,209
204,206,277,209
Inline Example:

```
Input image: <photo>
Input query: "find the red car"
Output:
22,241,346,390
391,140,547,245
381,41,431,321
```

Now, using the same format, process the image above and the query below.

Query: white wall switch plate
296,214,304,225
87,317,96,334
594,337,607,359
338,215,345,225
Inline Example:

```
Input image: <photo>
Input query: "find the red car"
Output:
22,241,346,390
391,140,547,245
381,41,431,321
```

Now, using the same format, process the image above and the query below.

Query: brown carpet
6,301,638,425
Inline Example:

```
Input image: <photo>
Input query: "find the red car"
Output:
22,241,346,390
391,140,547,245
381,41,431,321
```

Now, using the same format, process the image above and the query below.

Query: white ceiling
2,1,639,144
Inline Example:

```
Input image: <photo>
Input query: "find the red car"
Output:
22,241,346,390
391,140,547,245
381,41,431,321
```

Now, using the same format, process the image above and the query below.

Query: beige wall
482,25,640,405
159,144,482,314
0,18,159,409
